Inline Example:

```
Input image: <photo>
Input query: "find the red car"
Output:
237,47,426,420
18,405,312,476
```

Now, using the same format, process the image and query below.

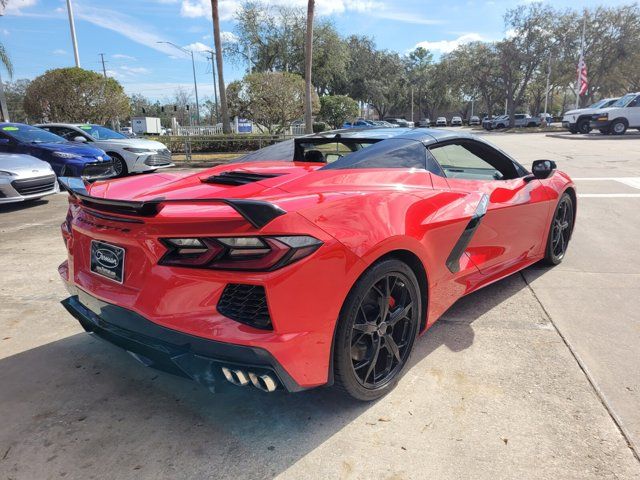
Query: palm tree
303,0,315,134
0,0,13,122
211,0,231,134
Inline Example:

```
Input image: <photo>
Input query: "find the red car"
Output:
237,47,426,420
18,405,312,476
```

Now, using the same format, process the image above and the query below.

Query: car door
626,95,640,127
428,139,552,275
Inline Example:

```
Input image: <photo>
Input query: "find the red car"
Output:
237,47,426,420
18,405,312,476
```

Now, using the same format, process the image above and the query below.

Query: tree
303,0,315,134
3,79,30,122
24,68,130,124
498,3,555,126
227,71,318,133
319,95,358,128
211,0,231,133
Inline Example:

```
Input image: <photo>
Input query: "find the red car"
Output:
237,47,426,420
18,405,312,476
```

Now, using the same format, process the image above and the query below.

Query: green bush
313,122,329,133
154,135,286,153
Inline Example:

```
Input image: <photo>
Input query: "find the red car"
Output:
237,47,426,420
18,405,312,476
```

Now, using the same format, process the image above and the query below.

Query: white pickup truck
589,92,640,135
561,97,619,134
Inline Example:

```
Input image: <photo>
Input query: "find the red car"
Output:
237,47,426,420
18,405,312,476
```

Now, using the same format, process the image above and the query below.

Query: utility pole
575,14,586,109
543,52,552,121
158,41,200,125
410,86,414,123
99,53,107,78
207,51,219,124
66,0,81,67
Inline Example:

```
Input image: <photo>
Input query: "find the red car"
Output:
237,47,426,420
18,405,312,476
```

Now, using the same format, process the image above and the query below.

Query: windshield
611,94,637,108
588,99,608,109
78,125,127,140
1,125,66,144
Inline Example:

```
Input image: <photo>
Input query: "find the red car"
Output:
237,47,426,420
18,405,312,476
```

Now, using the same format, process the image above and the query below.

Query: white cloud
178,0,439,25
120,65,150,75
183,41,211,53
413,33,485,54
74,5,178,56
113,53,137,60
52,49,67,55
4,0,37,14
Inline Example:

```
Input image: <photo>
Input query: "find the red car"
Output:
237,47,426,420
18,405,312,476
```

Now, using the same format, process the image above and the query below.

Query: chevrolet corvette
58,128,576,401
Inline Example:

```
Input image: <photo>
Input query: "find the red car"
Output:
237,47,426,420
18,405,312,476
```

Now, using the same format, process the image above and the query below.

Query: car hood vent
202,171,284,186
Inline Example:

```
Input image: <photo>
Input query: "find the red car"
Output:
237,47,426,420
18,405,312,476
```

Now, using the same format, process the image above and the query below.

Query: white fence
175,123,307,137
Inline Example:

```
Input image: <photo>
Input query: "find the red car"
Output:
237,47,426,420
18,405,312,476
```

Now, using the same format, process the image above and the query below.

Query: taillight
159,236,322,271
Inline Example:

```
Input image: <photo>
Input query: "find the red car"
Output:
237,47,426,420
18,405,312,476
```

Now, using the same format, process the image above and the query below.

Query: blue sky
1,0,631,101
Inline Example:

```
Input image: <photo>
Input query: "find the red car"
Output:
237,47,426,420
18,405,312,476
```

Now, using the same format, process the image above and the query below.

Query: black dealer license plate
90,240,125,284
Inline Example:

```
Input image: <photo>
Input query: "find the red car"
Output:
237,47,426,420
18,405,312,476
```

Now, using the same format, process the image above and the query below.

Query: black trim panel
58,177,287,228
61,289,305,392
445,194,489,273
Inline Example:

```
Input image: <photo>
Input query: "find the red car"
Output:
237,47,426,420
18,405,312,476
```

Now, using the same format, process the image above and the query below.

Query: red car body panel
59,134,575,390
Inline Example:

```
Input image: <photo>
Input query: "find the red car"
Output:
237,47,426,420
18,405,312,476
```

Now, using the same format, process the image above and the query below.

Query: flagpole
575,14,586,109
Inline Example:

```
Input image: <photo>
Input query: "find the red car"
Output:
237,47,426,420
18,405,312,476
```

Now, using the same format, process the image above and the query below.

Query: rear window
231,139,294,163
321,138,427,170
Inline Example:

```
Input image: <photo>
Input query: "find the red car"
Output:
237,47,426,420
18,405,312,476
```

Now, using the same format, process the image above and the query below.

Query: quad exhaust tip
221,367,278,392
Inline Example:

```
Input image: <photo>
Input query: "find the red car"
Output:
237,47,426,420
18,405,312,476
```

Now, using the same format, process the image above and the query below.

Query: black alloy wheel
334,259,421,401
611,119,627,136
111,154,128,177
544,192,574,265
577,119,591,134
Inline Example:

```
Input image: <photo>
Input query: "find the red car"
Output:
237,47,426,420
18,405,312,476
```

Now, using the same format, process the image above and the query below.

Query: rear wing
58,177,286,229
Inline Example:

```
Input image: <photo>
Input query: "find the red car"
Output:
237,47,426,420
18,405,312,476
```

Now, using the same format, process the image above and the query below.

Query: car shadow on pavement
0,198,50,214
0,266,551,479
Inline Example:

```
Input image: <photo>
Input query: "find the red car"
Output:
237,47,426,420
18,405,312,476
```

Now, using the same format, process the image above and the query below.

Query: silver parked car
0,153,59,204
36,123,173,177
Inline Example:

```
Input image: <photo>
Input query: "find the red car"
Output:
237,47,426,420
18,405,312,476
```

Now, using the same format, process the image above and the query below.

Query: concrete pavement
1,132,639,479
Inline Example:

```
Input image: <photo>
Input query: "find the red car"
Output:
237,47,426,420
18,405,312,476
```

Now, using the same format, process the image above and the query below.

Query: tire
333,259,422,401
543,192,574,265
569,127,578,134
576,119,591,134
110,153,129,177
610,119,627,136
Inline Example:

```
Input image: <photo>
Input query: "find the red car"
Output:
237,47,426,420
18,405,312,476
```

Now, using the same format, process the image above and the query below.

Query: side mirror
0,138,9,145
73,136,87,143
531,159,557,180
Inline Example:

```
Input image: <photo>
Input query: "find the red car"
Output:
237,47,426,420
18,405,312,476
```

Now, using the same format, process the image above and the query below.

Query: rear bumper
62,288,305,392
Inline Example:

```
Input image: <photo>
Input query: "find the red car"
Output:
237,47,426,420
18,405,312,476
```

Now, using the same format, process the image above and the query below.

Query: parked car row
562,92,640,135
0,122,174,205
482,113,550,130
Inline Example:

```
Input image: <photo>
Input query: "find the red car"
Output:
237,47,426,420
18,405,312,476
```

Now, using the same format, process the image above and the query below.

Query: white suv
589,93,640,135
562,97,619,134
37,123,173,177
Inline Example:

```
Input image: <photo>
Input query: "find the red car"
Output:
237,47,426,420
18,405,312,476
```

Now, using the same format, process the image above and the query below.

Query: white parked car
36,123,173,177
589,92,640,135
0,153,58,204
451,116,463,126
435,117,447,127
561,97,619,134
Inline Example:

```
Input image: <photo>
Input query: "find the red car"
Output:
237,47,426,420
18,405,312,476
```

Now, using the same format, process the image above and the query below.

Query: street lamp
158,41,200,124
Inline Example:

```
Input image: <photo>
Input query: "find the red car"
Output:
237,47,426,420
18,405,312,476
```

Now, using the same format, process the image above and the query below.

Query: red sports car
59,128,575,401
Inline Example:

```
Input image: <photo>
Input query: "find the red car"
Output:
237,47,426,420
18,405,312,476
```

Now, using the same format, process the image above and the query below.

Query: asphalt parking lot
1,132,639,479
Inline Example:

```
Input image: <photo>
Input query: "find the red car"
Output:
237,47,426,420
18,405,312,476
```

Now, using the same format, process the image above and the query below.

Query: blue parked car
0,123,114,179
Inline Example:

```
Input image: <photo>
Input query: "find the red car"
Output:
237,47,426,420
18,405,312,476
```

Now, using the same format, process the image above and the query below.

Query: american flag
577,54,588,96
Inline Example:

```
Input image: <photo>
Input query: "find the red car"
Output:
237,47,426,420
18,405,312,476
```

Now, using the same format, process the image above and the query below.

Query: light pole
158,41,200,124
66,0,80,67
206,50,219,124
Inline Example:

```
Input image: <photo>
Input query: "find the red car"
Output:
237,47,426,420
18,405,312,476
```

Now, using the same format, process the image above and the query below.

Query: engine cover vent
203,171,283,186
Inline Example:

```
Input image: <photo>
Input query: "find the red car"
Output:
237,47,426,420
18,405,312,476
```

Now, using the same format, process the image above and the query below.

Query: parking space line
578,194,640,198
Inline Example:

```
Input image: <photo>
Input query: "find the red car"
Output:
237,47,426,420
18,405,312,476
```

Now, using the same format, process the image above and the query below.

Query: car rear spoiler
58,177,287,229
